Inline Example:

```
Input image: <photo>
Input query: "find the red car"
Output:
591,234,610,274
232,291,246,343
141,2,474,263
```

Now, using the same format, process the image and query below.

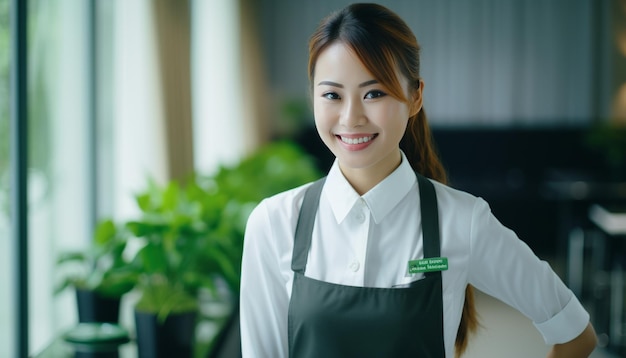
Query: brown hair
308,3,478,356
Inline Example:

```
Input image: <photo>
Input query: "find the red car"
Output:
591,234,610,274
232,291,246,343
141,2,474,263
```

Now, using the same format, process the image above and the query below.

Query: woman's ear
409,79,424,117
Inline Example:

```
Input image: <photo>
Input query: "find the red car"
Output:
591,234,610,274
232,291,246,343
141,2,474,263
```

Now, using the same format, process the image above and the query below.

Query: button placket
354,198,367,223
348,199,370,279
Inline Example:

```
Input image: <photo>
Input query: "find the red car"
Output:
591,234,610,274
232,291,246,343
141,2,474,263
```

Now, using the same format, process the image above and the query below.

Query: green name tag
408,257,448,274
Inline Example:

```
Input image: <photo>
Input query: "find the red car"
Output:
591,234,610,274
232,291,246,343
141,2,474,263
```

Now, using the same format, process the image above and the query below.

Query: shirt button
349,261,360,272
355,212,365,223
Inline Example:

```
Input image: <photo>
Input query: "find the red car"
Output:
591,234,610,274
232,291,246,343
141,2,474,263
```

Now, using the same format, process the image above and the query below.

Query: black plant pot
76,289,121,323
64,322,130,358
134,310,197,358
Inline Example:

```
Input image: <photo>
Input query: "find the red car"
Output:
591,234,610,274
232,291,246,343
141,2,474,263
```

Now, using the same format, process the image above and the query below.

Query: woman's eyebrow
317,79,379,88
358,79,379,88
317,80,343,88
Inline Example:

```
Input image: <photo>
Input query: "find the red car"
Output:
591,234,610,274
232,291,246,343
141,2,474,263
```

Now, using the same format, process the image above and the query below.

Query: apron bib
288,174,446,358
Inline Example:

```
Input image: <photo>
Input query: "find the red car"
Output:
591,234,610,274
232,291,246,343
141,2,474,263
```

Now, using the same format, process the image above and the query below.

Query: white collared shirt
239,153,589,358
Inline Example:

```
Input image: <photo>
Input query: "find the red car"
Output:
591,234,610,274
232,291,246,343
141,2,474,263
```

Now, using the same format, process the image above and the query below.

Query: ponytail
401,108,480,358
400,108,447,182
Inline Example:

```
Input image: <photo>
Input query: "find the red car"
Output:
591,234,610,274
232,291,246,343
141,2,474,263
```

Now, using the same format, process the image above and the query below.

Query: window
2,1,247,355
27,0,92,354
0,0,14,356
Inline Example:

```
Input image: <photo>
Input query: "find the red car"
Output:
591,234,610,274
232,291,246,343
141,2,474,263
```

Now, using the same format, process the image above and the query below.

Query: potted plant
125,141,322,358
126,178,232,358
55,219,137,323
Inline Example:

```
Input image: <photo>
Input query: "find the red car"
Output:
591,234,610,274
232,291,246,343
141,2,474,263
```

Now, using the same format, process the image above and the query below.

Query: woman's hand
546,322,597,358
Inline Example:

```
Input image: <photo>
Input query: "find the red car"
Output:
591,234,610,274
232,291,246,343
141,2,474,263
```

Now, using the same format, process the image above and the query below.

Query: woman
240,3,597,357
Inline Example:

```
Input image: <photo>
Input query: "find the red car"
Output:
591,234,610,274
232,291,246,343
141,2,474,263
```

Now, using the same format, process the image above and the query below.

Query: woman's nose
340,99,365,127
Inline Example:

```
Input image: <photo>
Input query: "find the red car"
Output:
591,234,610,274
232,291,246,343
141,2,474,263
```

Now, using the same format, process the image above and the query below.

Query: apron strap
417,175,441,258
292,177,326,273
417,174,442,278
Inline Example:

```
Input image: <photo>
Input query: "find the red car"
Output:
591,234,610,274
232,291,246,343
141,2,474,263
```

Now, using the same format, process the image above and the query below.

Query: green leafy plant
55,219,136,298
126,179,230,320
126,141,322,321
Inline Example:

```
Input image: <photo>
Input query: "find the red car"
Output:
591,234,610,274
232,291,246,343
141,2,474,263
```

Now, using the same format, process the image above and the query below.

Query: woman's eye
365,90,386,99
322,92,340,100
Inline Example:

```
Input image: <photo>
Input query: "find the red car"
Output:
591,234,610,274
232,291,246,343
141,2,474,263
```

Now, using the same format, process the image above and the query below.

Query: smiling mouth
338,134,378,144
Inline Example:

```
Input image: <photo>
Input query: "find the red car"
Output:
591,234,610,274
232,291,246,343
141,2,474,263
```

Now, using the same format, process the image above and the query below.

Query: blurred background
2,0,626,357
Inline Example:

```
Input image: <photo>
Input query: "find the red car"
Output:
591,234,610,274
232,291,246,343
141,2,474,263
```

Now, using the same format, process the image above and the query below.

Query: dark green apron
288,174,446,358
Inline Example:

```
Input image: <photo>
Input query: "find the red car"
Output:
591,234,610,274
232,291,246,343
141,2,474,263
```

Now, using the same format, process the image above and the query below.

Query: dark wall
433,127,605,257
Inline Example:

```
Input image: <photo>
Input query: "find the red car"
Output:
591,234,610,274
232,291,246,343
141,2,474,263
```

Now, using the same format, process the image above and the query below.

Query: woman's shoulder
263,180,317,206
429,179,484,207
250,180,319,220
427,178,496,226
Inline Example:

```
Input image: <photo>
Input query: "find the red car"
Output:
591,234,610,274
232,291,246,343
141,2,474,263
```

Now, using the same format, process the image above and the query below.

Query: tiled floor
464,289,619,358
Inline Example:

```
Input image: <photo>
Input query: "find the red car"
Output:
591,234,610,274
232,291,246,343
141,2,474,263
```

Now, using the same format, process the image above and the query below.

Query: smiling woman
240,3,597,358
312,42,415,195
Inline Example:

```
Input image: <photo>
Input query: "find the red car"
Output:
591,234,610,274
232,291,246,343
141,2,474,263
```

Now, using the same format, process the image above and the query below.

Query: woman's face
313,42,421,180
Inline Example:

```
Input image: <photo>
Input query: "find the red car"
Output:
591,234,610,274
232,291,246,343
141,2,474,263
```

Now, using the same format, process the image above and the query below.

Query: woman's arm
546,322,597,358
465,198,596,355
240,201,290,358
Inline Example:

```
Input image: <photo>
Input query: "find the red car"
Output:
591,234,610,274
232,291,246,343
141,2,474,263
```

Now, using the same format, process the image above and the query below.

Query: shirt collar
324,151,417,224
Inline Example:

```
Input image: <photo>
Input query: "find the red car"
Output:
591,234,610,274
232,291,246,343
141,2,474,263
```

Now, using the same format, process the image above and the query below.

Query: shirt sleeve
467,198,590,345
240,200,290,358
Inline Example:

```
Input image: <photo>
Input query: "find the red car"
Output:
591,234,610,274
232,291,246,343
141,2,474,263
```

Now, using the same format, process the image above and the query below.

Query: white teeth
340,135,374,144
